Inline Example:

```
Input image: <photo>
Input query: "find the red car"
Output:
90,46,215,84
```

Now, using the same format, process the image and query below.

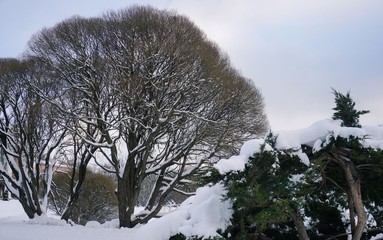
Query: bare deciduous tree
26,17,113,222
26,6,268,227
0,58,67,218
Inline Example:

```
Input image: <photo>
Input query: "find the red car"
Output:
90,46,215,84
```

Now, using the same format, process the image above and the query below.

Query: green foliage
305,199,347,239
213,130,383,239
169,234,187,240
199,168,223,187
169,233,225,240
201,92,383,239
308,134,383,238
331,88,369,127
220,144,311,239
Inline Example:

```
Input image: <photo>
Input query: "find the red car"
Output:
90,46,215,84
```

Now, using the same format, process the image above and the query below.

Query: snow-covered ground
1,187,382,240
1,119,383,240
0,184,232,240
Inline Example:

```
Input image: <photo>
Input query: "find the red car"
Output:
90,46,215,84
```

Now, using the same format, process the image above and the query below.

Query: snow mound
213,155,248,174
214,138,273,174
27,215,67,226
85,221,102,228
133,183,232,239
177,183,233,238
274,119,340,149
0,184,231,240
276,119,383,151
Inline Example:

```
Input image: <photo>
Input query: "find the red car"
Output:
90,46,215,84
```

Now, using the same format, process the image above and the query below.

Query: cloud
167,0,383,129
1,0,382,129
0,0,170,57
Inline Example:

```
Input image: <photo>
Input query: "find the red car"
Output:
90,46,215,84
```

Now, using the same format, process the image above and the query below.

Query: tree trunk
116,174,138,228
20,201,37,219
18,190,41,219
61,163,88,222
117,177,130,228
341,160,366,240
290,207,310,240
347,190,357,235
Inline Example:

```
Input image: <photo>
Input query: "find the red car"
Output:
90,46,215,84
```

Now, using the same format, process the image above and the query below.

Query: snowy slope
0,184,231,240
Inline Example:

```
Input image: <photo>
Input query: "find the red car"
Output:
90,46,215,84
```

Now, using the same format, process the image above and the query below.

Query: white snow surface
2,118,383,239
215,119,383,173
0,183,231,240
134,183,232,239
214,138,272,174
276,119,383,150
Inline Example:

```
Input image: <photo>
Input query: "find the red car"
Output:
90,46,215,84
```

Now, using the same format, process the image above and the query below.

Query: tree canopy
332,88,369,127
211,90,383,240
1,6,268,228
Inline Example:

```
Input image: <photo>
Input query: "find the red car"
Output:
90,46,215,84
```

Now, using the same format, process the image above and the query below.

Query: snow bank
0,183,232,240
28,215,67,226
133,183,232,239
177,183,232,238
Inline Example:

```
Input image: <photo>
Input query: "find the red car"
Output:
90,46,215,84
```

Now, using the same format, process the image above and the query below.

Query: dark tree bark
290,207,310,240
330,150,367,240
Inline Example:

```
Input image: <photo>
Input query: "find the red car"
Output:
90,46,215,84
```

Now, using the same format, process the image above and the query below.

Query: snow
371,233,383,240
211,118,383,239
177,183,232,238
275,118,383,151
2,118,383,239
0,183,231,240
215,119,383,172
214,138,272,174
275,119,342,150
240,139,271,157
214,155,248,175
288,174,305,184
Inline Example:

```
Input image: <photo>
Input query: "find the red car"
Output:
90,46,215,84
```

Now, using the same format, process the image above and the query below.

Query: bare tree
0,58,67,218
26,6,268,227
26,17,112,221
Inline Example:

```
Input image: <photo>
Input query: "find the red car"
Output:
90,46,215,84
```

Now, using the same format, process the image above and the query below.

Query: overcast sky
1,0,382,130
